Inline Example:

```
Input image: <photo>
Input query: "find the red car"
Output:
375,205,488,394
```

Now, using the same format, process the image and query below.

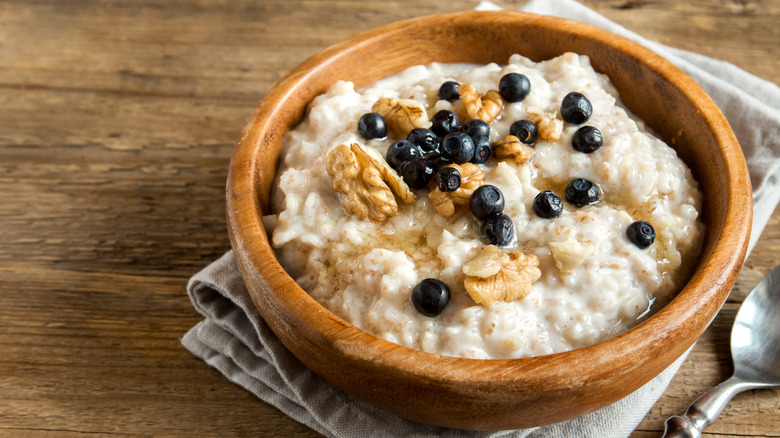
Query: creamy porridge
263,53,704,359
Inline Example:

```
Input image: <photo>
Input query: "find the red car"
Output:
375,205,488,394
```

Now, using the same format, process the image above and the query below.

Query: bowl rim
227,8,751,408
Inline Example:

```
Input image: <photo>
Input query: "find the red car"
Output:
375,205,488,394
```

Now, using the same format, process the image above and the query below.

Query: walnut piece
326,143,415,222
459,83,503,124
527,107,563,142
549,238,595,273
463,248,541,305
427,163,485,217
492,135,534,166
371,97,429,138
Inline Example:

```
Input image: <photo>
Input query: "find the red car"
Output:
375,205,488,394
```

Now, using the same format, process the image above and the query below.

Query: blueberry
357,112,387,140
571,125,603,153
480,213,514,246
411,278,451,317
401,157,435,189
564,178,600,206
498,73,531,103
626,220,655,249
406,128,439,154
462,119,490,139
441,132,475,164
561,92,593,124
532,190,563,219
509,120,538,145
436,166,461,192
430,110,461,137
470,135,491,164
385,140,422,171
438,81,461,102
470,185,505,220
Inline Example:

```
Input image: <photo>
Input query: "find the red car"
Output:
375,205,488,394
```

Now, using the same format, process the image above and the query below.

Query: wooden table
1,0,778,436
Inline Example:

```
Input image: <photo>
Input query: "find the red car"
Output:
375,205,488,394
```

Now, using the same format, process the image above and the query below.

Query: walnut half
463,246,541,305
371,97,429,138
460,83,503,124
427,163,485,217
526,106,563,142
326,143,415,222
492,135,534,166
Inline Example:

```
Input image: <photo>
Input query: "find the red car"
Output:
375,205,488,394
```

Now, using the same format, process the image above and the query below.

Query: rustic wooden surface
0,0,777,436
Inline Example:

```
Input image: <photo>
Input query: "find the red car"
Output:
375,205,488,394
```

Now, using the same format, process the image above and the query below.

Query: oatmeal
265,53,704,359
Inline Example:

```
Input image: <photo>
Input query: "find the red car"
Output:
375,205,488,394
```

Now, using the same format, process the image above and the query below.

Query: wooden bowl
226,11,751,430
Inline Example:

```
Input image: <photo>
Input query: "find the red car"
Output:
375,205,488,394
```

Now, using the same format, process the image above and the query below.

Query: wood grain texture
0,0,777,436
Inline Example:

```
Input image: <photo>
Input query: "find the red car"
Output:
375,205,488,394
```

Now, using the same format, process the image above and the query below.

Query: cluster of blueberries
359,108,492,189
358,73,539,190
355,75,656,317
356,74,548,250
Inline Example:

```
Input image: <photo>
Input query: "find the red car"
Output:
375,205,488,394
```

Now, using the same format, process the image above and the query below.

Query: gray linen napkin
182,1,780,436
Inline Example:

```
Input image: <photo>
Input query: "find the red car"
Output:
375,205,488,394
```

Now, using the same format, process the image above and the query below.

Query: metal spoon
662,264,780,438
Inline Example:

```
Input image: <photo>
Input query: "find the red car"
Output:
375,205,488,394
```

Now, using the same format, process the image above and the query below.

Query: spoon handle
662,375,756,438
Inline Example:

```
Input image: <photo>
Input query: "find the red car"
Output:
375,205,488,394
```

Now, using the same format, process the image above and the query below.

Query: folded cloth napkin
182,0,780,436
